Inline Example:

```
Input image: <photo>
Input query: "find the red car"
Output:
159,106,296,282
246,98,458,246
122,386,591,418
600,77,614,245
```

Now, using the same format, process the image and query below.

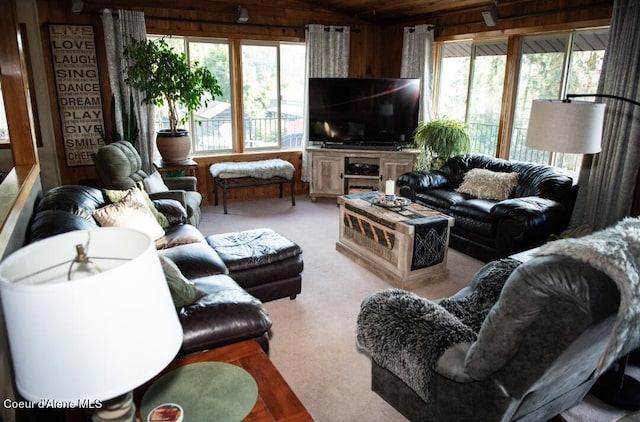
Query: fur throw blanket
535,216,640,374
356,259,520,403
209,158,294,179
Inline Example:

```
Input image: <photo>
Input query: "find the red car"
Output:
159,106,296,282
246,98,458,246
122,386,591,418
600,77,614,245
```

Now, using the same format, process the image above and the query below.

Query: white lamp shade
525,99,605,154
0,228,183,402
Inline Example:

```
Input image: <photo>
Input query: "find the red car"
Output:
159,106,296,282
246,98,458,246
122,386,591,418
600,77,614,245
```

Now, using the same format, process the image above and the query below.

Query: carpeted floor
199,194,639,422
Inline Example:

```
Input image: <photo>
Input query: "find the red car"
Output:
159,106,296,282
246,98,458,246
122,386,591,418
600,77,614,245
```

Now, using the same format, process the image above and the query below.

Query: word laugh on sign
49,24,105,166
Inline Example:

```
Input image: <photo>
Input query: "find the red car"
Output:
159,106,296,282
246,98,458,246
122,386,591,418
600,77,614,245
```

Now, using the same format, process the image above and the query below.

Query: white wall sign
49,24,105,166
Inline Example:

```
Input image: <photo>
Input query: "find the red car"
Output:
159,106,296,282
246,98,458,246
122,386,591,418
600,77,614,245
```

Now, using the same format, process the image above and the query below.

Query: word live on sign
49,24,105,166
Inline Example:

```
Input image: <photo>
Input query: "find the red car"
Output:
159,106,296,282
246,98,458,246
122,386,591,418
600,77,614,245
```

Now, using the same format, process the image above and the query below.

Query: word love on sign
49,24,105,166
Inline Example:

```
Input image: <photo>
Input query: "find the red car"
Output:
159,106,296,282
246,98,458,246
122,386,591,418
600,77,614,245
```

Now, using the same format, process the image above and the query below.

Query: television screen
308,77,421,149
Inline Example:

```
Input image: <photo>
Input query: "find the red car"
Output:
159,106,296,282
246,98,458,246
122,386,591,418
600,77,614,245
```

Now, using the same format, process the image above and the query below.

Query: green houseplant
122,37,223,162
413,117,470,170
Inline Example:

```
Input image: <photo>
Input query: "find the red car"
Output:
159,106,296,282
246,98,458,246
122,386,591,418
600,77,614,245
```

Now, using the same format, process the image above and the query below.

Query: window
436,42,471,122
511,34,570,165
511,30,608,172
190,40,232,151
0,81,8,144
436,40,507,157
434,28,608,174
149,35,304,154
241,42,305,150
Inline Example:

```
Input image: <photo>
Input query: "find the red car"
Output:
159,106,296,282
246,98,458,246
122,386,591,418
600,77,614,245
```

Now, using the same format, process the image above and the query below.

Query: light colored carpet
199,194,639,422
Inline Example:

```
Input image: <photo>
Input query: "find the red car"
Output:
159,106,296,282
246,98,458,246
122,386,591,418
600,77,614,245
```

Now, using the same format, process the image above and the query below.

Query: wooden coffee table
336,192,454,289
134,340,312,421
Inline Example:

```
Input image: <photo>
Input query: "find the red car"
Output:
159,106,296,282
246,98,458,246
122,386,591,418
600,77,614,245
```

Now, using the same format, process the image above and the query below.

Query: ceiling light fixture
482,2,499,27
237,6,249,24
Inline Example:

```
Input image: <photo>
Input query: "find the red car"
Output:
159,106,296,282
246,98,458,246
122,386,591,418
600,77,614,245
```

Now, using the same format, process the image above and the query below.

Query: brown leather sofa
26,185,304,356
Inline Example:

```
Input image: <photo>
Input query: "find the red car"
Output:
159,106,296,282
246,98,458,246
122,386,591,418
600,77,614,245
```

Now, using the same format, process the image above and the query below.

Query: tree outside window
434,28,608,175
241,42,305,150
437,40,507,157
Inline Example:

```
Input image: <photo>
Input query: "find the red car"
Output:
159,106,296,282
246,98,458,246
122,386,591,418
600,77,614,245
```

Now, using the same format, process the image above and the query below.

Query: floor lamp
526,93,640,410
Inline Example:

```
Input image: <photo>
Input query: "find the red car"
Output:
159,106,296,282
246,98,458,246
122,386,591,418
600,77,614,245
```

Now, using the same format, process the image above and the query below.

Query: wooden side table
154,159,201,193
135,340,312,421
153,159,198,178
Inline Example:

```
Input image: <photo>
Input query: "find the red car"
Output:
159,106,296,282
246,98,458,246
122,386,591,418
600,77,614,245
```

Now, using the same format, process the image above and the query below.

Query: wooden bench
209,159,296,214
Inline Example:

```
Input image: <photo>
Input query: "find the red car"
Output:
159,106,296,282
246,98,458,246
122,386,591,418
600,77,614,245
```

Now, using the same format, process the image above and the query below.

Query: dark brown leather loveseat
26,185,303,356
397,154,578,261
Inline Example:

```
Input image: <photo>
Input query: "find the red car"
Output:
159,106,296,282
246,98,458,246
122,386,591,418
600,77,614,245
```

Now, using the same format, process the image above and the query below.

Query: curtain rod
304,24,362,33
145,14,360,33
103,11,306,31
103,10,361,33
407,25,436,32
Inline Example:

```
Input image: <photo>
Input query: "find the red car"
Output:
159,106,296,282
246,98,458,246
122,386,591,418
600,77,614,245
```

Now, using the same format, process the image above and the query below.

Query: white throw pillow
93,188,165,240
456,168,519,201
143,171,170,194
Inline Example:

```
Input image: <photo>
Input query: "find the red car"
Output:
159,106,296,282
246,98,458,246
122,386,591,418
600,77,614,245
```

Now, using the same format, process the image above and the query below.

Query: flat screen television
308,77,421,150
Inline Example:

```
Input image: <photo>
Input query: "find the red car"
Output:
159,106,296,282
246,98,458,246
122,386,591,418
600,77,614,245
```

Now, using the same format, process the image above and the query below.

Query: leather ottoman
206,228,304,302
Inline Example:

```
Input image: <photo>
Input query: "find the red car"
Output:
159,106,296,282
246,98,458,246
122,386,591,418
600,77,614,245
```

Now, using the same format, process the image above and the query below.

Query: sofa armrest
357,289,478,401
157,242,228,279
165,176,197,191
397,170,452,192
178,274,272,356
149,190,187,208
152,199,188,225
491,196,567,253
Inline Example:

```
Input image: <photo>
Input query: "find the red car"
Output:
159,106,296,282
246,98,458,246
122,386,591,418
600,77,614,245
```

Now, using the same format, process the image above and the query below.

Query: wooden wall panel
36,0,111,186
430,0,612,40
0,2,42,421
33,0,612,198
36,0,382,193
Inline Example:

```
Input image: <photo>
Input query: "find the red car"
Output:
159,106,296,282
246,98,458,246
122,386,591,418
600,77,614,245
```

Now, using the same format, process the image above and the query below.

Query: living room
2,0,640,421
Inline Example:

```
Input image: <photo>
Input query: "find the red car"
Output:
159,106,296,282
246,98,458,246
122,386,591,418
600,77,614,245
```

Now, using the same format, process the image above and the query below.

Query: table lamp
0,227,183,421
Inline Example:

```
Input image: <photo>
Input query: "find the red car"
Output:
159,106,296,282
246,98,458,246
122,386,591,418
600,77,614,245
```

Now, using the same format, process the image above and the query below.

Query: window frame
433,26,609,174
148,34,305,156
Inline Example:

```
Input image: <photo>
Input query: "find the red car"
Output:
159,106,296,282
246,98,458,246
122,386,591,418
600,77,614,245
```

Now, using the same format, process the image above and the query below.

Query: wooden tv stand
307,146,418,201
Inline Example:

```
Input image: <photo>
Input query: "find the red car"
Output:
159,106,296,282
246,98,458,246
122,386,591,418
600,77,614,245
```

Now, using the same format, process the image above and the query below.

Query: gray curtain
571,0,640,230
401,24,435,122
101,9,155,173
301,24,350,182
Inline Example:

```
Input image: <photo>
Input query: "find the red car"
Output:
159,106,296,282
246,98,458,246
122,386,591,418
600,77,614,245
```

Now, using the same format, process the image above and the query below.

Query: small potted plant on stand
414,117,470,170
123,37,223,162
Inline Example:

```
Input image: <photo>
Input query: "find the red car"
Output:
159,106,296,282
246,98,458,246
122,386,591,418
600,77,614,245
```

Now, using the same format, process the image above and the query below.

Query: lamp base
91,392,136,422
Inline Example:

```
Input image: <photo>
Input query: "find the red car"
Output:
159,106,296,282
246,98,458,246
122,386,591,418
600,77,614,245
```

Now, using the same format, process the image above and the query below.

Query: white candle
385,180,395,195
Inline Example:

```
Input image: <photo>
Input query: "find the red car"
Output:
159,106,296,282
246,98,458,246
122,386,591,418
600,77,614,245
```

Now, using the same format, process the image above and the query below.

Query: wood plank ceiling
269,0,612,27
297,0,514,25
82,0,613,28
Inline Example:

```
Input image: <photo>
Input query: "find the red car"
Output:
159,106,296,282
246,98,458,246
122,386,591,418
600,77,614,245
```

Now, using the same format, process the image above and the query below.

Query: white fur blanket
535,216,640,374
209,159,295,180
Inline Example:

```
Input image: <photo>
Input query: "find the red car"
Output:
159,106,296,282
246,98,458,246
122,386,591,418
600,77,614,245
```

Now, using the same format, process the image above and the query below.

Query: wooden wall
34,0,389,203
33,0,612,204
0,1,43,420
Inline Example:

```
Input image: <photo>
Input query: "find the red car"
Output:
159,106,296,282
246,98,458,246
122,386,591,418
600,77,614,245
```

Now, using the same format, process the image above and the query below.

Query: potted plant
413,117,470,170
123,37,223,162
